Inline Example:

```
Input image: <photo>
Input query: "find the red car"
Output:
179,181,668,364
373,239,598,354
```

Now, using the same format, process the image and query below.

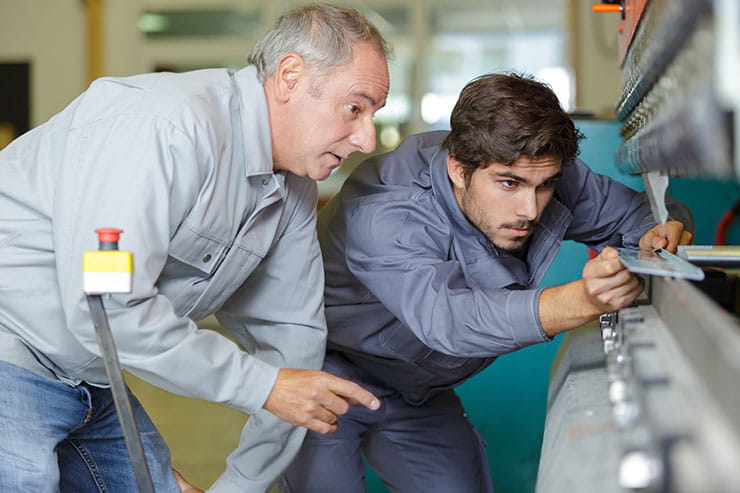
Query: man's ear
447,155,467,189
273,53,306,102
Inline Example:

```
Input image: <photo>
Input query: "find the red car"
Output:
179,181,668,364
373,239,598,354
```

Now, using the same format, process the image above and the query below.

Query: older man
0,4,389,493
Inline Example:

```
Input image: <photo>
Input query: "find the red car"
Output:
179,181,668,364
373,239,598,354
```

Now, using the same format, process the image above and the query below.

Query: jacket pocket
165,221,228,278
157,222,230,315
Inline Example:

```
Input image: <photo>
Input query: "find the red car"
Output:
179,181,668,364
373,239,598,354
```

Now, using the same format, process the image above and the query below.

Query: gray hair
247,3,391,84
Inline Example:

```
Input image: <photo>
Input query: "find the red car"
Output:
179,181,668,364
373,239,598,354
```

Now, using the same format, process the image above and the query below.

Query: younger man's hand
639,220,692,253
582,246,644,313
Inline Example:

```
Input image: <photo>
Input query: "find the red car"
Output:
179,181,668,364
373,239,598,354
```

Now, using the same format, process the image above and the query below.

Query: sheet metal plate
616,247,706,281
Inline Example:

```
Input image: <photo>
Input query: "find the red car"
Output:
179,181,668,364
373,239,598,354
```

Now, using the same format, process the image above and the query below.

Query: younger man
283,73,691,492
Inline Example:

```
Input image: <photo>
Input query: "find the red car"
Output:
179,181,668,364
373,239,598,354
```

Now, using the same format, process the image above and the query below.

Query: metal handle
87,294,155,493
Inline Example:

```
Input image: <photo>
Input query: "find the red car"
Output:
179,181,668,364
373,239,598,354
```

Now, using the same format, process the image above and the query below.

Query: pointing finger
326,376,381,411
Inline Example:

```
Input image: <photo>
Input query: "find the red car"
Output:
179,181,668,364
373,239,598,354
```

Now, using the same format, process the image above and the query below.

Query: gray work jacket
0,66,325,492
319,131,672,405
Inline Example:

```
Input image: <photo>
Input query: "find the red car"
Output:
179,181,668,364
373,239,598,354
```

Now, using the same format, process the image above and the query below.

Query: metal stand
86,294,155,493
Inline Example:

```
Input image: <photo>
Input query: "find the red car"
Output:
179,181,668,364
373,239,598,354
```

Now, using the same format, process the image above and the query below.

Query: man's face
448,154,563,254
275,42,390,181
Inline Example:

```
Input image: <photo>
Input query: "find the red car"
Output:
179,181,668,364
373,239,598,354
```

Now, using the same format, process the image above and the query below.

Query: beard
459,188,540,255
497,238,529,255
490,220,538,255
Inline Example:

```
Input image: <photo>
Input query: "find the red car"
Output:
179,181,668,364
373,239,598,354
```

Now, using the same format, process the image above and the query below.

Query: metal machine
536,1,740,491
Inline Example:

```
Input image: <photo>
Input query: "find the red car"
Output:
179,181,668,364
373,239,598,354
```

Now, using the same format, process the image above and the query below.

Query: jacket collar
232,66,275,179
429,142,496,251
428,145,485,241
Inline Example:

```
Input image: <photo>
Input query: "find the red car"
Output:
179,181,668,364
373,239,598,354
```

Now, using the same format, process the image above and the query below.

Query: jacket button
202,254,212,263
262,178,269,186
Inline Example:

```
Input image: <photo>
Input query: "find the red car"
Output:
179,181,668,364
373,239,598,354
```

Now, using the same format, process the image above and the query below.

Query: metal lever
644,171,669,225
83,228,155,493
87,295,155,493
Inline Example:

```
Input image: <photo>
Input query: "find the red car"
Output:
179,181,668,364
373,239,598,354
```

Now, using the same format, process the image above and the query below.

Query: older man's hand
173,469,204,493
263,369,381,434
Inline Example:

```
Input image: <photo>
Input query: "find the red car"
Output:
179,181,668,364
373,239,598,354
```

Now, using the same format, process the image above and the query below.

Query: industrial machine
536,1,740,491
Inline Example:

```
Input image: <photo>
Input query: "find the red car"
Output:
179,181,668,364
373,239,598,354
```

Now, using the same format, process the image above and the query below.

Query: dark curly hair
441,73,583,183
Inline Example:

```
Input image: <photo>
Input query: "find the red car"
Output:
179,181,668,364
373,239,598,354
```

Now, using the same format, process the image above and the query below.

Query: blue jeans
281,353,493,493
0,360,179,492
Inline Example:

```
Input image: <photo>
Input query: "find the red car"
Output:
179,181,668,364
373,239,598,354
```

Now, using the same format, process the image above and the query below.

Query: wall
1,0,625,127
0,0,261,127
0,0,86,126
567,0,622,118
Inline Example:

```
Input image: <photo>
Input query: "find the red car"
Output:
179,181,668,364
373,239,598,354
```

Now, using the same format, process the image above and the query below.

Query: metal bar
86,294,155,493
650,277,740,434
643,171,668,225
